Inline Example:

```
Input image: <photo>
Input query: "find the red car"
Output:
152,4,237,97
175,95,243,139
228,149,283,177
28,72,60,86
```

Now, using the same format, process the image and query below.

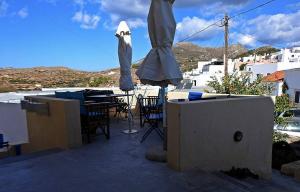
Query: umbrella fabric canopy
136,0,182,87
116,21,134,91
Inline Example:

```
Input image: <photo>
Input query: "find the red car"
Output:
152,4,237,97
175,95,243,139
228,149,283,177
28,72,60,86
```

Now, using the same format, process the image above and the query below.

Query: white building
183,59,235,87
285,68,300,106
245,47,300,81
262,71,285,96
262,68,300,103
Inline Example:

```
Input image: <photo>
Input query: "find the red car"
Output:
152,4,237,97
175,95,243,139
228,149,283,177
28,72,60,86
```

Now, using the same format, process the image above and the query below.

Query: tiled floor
0,119,300,192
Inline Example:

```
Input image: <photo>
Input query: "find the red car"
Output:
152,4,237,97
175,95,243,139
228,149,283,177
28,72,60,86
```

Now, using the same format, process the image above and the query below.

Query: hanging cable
230,0,277,20
132,0,278,64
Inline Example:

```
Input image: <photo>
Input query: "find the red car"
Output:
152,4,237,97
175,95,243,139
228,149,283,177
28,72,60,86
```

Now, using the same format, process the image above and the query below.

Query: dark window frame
295,91,300,104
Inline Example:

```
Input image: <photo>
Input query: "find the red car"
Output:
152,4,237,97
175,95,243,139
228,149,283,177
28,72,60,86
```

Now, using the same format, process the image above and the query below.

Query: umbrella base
122,129,139,134
145,145,167,162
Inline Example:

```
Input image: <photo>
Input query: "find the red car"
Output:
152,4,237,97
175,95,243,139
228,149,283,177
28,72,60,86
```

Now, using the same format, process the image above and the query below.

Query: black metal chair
84,89,128,118
138,96,160,127
114,98,129,118
0,134,9,156
138,97,164,143
81,103,110,143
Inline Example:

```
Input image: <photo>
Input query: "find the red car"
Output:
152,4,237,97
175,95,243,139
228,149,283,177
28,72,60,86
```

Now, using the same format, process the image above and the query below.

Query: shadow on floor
0,118,300,192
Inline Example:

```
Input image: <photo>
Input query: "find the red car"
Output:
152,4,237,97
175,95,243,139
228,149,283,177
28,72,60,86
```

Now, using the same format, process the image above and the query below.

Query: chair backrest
85,103,110,128
0,134,4,148
138,97,162,116
139,97,159,107
84,90,114,102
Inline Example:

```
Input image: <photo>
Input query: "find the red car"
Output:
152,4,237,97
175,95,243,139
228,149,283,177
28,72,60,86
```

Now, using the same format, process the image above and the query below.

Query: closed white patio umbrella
136,0,182,87
116,21,138,134
116,21,134,91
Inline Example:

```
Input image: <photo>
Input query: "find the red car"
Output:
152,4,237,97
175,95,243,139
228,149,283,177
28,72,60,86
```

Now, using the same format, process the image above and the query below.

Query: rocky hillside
0,43,248,92
173,42,247,72
0,67,139,92
235,46,280,59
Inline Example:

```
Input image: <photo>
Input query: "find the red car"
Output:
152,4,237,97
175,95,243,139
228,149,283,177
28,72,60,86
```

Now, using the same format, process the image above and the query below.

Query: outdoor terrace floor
1,118,300,192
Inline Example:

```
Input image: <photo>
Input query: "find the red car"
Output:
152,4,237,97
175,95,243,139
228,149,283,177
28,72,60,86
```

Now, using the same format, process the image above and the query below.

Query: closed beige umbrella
116,21,134,91
116,21,138,134
136,0,182,87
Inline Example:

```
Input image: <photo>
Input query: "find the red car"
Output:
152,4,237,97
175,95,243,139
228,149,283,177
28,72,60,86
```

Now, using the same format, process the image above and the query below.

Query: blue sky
0,0,299,71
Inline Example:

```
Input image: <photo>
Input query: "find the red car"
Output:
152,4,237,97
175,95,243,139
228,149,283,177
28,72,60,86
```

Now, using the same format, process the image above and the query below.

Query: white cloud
0,0,8,17
99,0,250,30
231,32,256,47
287,41,300,47
126,18,147,28
72,10,100,29
17,7,28,19
243,11,300,46
175,0,250,7
100,0,148,29
176,16,222,41
71,0,102,29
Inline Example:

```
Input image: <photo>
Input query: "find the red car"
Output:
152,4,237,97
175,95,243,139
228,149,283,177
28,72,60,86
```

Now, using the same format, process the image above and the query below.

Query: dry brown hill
173,42,247,72
0,43,247,92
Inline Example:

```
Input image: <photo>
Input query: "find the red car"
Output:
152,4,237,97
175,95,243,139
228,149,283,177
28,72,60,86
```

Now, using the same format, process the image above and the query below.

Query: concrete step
0,148,64,166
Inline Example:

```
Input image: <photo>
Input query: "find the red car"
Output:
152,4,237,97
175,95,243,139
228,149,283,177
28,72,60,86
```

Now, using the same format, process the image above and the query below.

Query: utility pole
224,13,229,76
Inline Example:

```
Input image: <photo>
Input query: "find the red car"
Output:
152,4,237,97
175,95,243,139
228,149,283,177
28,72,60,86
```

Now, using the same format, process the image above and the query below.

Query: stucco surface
23,96,82,153
167,96,274,179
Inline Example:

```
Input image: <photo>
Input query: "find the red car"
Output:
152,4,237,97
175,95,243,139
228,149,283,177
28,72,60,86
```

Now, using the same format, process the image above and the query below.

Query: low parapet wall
22,96,82,153
167,96,274,179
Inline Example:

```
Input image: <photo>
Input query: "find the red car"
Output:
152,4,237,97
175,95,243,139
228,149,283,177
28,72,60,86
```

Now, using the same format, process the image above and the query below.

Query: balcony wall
167,96,274,179
22,96,82,153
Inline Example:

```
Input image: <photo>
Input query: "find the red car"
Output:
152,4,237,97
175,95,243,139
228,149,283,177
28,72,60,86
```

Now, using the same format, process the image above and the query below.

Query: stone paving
0,119,300,192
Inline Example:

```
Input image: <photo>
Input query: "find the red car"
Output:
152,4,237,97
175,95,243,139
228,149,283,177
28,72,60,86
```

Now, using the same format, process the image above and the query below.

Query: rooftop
262,71,285,82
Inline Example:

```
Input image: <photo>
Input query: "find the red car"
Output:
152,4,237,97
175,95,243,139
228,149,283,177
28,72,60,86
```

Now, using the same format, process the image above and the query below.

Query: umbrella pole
162,87,167,150
123,91,138,134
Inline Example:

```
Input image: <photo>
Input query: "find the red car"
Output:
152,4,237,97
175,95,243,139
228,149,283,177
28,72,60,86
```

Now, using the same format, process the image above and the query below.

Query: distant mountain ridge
0,43,266,92
234,46,280,59
173,42,248,72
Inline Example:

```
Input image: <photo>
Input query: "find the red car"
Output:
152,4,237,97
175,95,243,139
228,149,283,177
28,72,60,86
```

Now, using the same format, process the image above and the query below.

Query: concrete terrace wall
23,96,82,153
167,96,274,179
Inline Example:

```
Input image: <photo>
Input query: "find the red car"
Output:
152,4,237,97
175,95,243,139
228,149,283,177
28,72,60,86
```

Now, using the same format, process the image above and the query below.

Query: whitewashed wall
285,69,300,104
0,103,28,146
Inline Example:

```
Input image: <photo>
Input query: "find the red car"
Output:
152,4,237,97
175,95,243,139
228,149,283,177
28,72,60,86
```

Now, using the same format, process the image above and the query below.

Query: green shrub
274,94,293,127
207,73,273,95
239,64,247,71
132,63,140,69
273,131,289,143
89,76,111,87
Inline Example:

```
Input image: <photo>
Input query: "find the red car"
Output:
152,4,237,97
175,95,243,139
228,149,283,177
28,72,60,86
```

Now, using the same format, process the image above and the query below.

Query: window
257,74,263,78
294,110,300,117
295,91,300,104
283,110,300,117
